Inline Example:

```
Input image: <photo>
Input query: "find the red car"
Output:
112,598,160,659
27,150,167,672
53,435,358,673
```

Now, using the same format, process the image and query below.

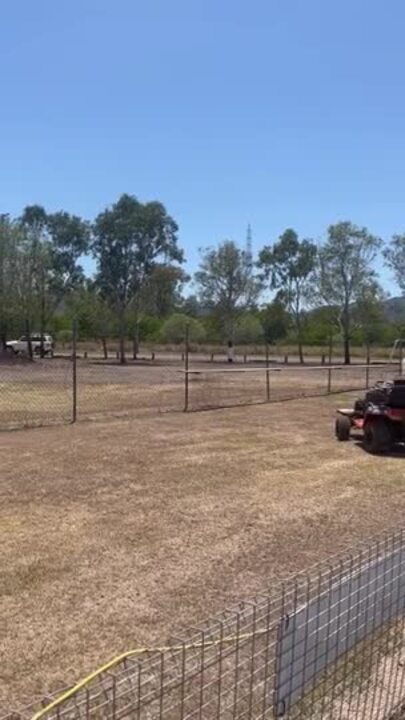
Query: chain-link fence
183,364,400,411
0,357,74,429
74,359,182,421
0,356,183,429
0,355,401,430
4,528,405,720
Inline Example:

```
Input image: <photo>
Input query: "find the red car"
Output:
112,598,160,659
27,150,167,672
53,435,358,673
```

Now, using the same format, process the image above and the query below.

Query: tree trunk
132,323,139,360
295,311,304,364
119,311,126,365
40,302,46,358
342,302,351,365
25,318,33,360
296,315,304,364
101,337,108,360
227,340,234,363
297,337,304,364
119,334,126,364
343,332,351,365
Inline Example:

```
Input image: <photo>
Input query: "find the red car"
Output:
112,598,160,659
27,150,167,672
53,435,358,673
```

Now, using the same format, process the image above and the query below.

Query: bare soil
1,392,405,713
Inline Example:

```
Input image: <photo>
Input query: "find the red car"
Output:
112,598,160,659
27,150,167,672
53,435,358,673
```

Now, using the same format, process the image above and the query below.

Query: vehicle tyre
335,415,351,441
363,420,391,454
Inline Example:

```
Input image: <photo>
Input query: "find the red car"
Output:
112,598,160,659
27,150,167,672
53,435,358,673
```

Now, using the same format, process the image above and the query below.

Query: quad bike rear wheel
363,420,392,455
335,415,351,441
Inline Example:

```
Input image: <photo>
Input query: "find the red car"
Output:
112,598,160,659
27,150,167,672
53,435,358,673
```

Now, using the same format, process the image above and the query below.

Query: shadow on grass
352,434,405,459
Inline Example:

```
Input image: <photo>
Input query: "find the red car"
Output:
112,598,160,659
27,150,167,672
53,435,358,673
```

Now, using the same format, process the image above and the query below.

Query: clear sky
1,0,404,292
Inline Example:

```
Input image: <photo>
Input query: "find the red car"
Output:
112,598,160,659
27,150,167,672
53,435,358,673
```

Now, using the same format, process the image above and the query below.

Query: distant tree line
1,193,405,364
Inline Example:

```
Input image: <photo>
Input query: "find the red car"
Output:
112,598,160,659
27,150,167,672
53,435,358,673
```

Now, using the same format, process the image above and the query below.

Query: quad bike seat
387,380,405,408
353,379,405,412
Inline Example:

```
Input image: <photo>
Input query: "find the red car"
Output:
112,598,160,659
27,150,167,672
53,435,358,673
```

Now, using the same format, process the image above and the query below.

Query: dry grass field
1,389,405,713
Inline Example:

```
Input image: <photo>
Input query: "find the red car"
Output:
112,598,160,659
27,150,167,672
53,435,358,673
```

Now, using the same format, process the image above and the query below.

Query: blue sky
1,0,404,293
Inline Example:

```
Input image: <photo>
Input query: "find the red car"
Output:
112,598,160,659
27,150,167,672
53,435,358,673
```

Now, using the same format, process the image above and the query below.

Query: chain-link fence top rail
4,528,405,720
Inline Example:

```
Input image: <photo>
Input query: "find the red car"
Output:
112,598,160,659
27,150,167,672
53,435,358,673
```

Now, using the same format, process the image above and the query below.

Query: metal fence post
265,344,270,402
399,342,403,376
72,320,77,423
184,323,189,412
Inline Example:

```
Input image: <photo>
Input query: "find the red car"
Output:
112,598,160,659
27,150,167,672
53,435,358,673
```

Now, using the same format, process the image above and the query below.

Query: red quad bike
335,379,405,454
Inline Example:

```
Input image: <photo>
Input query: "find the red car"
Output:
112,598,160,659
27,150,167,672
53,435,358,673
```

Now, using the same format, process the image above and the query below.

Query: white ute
7,334,54,357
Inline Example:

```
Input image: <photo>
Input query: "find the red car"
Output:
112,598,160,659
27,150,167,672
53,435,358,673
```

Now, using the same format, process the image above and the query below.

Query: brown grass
1,392,405,713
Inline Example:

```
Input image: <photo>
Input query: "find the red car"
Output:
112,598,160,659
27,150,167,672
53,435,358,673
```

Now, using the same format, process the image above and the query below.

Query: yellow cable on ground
31,629,269,720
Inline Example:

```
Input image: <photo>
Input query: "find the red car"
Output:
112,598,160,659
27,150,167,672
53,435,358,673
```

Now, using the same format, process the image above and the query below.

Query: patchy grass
1,393,405,711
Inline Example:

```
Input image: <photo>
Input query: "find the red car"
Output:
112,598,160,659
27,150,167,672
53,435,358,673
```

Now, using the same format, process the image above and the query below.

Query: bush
259,302,290,344
139,316,163,341
56,329,73,345
160,314,206,344
234,315,264,345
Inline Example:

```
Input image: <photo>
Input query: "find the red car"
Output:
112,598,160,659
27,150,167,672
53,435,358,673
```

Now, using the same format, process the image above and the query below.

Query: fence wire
0,357,183,429
4,528,405,720
0,357,73,429
184,364,399,411
0,358,401,429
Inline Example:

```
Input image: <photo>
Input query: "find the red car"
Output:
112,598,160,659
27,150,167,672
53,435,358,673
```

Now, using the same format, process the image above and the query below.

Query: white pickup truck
7,334,54,357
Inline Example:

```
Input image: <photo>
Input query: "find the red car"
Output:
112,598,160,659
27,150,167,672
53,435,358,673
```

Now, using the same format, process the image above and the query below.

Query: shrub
160,314,206,344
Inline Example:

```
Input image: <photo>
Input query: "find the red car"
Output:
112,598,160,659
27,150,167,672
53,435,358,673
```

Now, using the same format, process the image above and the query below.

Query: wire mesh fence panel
76,361,184,420
329,365,397,395
8,528,405,720
185,368,269,410
268,368,331,402
0,358,73,430
0,360,401,427
185,365,401,411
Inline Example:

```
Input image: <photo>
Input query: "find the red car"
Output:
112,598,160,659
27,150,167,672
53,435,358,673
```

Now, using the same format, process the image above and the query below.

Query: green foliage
199,315,223,343
92,194,182,362
140,264,188,317
160,314,206,344
48,313,72,336
352,283,386,346
259,229,316,361
316,221,382,363
138,316,162,341
302,307,337,345
179,294,201,317
20,205,89,309
4,198,405,359
259,301,291,344
67,282,116,341
0,215,20,348
234,314,264,345
56,329,73,345
384,234,405,294
195,240,261,341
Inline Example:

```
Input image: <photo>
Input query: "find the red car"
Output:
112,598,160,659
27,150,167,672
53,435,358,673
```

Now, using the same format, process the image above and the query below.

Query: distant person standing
227,340,234,363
